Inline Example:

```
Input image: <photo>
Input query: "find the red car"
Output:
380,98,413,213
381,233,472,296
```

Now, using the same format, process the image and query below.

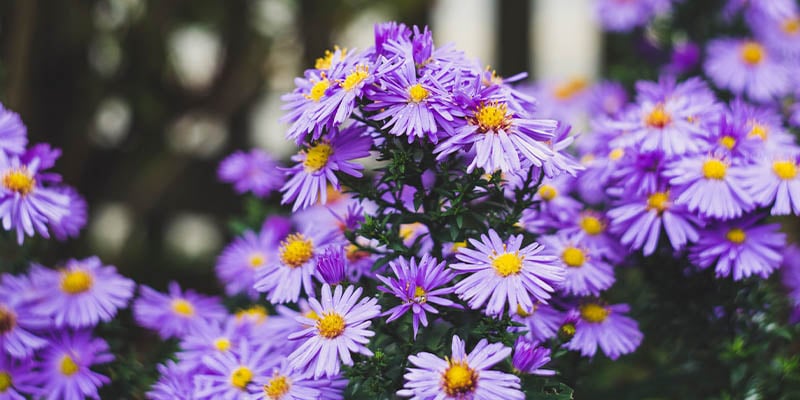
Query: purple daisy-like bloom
689,216,785,280
741,153,800,215
0,354,38,399
397,335,523,399
0,290,48,359
540,123,584,178
317,246,347,285
147,360,197,400
365,53,459,144
0,153,70,244
178,318,244,368
608,188,702,256
704,38,792,102
0,104,28,156
514,302,564,341
565,303,643,360
31,257,135,328
728,98,795,153
512,337,555,376
608,77,720,156
664,154,754,219
251,359,345,400
540,234,615,297
133,281,227,340
253,225,337,304
218,149,283,198
34,330,113,400
434,82,557,174
287,284,381,378
281,125,372,212
216,226,281,299
49,185,88,241
596,0,672,32
451,229,565,316
194,339,278,399
377,254,460,338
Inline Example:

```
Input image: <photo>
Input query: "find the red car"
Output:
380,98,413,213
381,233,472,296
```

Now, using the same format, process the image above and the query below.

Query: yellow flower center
264,374,291,399
399,223,422,240
317,312,346,339
783,17,800,34
559,323,576,339
306,79,330,102
748,122,768,140
60,270,93,294
740,41,765,65
213,337,231,352
451,241,467,253
0,305,17,334
345,244,369,262
2,169,35,195
646,191,670,213
492,252,523,277
645,104,671,128
442,360,477,396
303,143,333,172
516,304,535,317
538,184,558,201
562,247,586,267
719,136,736,150
236,305,268,324
553,77,588,100
772,160,798,180
248,253,266,268
230,366,253,390
0,372,10,393
702,159,727,180
279,233,314,268
314,47,346,70
726,228,746,244
580,303,610,323
341,66,369,91
473,102,510,132
60,355,79,376
580,215,605,235
304,309,320,321
408,83,429,103
171,298,195,317
608,148,625,161
413,286,427,304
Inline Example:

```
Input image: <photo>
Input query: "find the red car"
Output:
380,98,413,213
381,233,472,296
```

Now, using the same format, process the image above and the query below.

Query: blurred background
0,0,606,292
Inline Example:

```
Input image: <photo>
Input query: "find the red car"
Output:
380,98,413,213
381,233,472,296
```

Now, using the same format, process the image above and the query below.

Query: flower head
540,234,615,296
512,337,555,376
193,339,278,399
0,353,38,399
218,149,283,198
317,246,347,285
34,330,113,400
665,154,754,219
704,38,792,102
565,302,642,360
133,282,227,339
0,104,28,156
217,225,282,299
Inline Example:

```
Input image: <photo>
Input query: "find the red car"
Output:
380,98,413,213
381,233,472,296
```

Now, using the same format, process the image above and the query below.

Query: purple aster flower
253,225,337,304
521,78,590,122
741,153,800,215
133,282,227,339
689,216,785,280
218,149,283,198
540,234,615,296
365,53,459,143
528,175,582,224
147,360,197,400
512,337,555,376
664,154,754,219
31,257,135,328
233,305,298,347
374,21,412,58
178,318,244,368
749,10,800,57
397,335,523,399
704,38,792,102
540,123,584,178
253,359,345,400
281,125,372,211
34,330,113,400
728,98,795,153
608,77,720,156
608,188,702,256
565,302,643,360
377,254,460,338
0,104,28,156
434,82,557,174
0,153,70,244
595,0,671,32
0,290,48,359
0,354,38,399
514,302,564,341
49,185,88,241
216,226,281,299
317,246,347,285
701,114,762,159
451,229,565,316
559,209,626,263
194,339,278,399
287,284,381,378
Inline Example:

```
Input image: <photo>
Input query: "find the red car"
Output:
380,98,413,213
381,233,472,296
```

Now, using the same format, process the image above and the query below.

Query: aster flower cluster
0,103,87,244
0,257,134,399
